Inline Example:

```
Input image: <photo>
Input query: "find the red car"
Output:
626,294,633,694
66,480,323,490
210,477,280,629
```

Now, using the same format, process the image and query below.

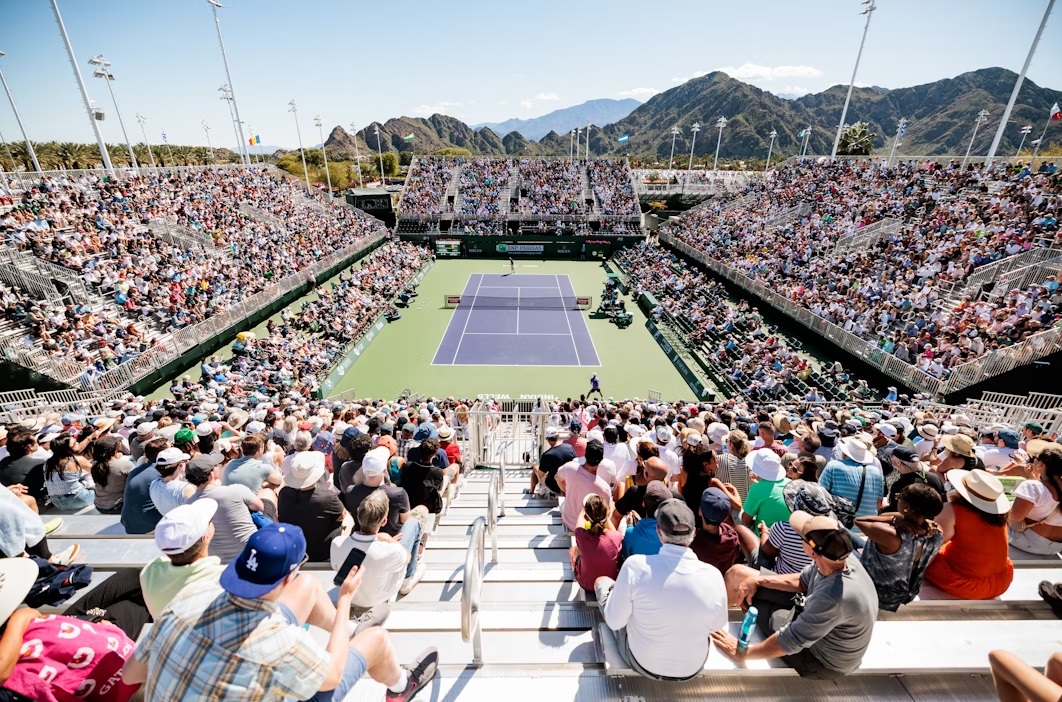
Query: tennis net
443,294,592,310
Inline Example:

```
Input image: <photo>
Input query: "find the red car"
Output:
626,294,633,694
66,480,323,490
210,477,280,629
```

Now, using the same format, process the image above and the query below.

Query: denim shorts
1008,526,1062,556
277,602,368,702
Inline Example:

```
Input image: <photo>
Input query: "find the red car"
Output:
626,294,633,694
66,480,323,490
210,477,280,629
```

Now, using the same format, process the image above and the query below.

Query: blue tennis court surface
432,273,600,366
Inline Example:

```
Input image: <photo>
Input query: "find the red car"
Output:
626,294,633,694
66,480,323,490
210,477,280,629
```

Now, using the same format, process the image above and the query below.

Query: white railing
830,217,903,256
660,230,1062,397
461,515,488,666
941,247,1062,302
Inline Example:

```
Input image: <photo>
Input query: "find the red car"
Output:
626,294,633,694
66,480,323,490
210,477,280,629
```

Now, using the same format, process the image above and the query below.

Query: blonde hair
727,430,751,459
584,494,609,536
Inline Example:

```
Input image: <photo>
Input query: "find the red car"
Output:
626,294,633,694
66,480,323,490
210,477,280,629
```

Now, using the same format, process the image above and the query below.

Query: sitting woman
857,483,945,611
43,435,95,511
0,560,140,702
924,469,1014,600
1007,443,1062,556
569,494,622,592
90,436,134,516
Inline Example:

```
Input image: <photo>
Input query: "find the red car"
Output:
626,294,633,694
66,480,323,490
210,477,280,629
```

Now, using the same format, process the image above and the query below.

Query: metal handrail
461,516,487,665
486,472,500,563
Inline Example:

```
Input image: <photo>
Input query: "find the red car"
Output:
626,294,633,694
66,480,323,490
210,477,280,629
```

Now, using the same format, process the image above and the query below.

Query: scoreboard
435,239,462,257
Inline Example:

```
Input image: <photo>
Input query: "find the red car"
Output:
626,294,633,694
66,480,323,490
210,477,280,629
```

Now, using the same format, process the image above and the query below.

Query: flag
797,129,806,139
254,135,261,144
1052,103,1061,121
617,134,629,143
248,136,255,146
898,122,906,138
161,131,167,143
403,134,414,142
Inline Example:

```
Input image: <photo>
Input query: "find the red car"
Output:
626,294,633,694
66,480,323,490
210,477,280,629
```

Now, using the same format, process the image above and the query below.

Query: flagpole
832,1,876,159
888,118,906,166
985,0,1054,165
585,120,590,160
349,123,364,188
1029,114,1054,171
375,125,385,186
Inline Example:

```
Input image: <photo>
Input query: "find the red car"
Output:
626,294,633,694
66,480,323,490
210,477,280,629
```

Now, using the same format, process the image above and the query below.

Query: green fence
646,319,711,400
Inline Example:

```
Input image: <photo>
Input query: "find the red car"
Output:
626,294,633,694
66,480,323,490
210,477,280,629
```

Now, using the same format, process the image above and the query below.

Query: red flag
1052,102,1061,121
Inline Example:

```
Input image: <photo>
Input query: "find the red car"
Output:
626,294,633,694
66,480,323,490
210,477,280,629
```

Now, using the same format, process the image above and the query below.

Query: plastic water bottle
736,606,758,655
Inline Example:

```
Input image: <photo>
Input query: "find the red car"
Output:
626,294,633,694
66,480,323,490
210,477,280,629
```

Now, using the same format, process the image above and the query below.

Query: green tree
381,151,399,176
435,147,472,157
837,122,876,156
303,148,325,167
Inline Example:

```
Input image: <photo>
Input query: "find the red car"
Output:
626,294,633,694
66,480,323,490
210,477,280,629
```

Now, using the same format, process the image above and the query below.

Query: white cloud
617,87,659,99
672,71,708,83
534,92,560,101
519,99,535,110
409,101,463,117
773,85,811,97
715,63,823,82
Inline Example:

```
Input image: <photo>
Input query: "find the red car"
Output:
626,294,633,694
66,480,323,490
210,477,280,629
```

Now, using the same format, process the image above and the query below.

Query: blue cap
340,426,360,448
220,523,307,599
413,423,437,441
700,487,731,526
569,419,582,432
998,428,1020,450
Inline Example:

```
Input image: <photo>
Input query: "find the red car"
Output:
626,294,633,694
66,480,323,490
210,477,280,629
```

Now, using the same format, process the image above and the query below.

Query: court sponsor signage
646,320,709,400
497,243,544,254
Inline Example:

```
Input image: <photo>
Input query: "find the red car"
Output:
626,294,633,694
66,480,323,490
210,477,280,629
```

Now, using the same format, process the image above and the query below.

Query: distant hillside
473,99,641,141
314,68,1061,162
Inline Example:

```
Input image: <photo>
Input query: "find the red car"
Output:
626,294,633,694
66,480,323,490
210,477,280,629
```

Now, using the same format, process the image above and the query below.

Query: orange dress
925,503,1014,600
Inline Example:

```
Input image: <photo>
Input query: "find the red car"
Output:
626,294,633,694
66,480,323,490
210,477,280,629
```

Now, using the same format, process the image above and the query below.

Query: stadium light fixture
985,0,1054,165
49,0,114,175
668,126,680,171
765,129,777,172
88,54,139,176
963,109,990,167
713,116,727,172
888,118,907,166
801,125,812,157
831,0,876,159
349,122,364,188
569,129,575,161
136,113,156,168
0,51,42,173
584,120,591,160
207,0,249,165
374,125,386,185
202,121,215,163
684,122,701,192
314,116,333,201
1016,125,1033,157
289,100,312,192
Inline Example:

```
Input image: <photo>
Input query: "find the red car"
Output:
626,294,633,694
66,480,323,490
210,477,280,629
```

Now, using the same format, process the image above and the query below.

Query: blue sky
1,0,1060,150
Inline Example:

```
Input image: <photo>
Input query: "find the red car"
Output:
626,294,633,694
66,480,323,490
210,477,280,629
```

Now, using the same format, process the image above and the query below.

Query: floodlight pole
315,116,332,201
585,121,591,160
207,0,249,165
832,1,876,159
685,122,700,192
289,100,311,192
202,121,215,163
136,114,156,169
1016,125,1033,157
219,86,240,164
888,118,906,166
50,0,113,176
375,125,386,185
985,0,1054,166
963,109,990,167
89,56,138,175
569,129,574,161
1030,113,1055,171
713,116,727,172
0,52,41,173
349,122,364,188
668,126,680,171
801,126,812,156
765,129,777,172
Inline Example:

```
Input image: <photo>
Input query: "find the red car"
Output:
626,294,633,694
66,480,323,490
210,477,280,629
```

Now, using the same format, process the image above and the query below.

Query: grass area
331,259,692,401
149,258,694,403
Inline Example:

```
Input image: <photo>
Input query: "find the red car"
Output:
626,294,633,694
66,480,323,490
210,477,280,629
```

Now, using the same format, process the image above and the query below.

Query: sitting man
712,511,879,678
123,522,439,701
620,480,672,560
527,426,576,498
596,499,728,680
223,433,283,493
140,498,225,618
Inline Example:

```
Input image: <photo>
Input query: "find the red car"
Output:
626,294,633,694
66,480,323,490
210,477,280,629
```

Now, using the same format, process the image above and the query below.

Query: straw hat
940,434,975,458
946,469,1011,515
838,436,874,465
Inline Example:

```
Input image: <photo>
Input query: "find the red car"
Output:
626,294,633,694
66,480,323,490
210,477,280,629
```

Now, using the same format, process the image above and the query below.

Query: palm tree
838,122,876,156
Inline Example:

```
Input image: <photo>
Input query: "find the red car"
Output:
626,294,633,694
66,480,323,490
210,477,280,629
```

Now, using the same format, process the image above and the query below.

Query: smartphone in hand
334,547,367,586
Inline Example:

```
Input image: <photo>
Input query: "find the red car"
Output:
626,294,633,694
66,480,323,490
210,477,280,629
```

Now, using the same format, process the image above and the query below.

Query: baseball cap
135,421,157,436
873,423,897,438
361,446,390,477
174,427,197,446
891,445,919,463
997,428,1020,450
699,487,731,525
245,421,267,435
643,480,673,518
185,453,224,483
220,523,308,599
569,419,582,432
545,426,560,440
156,447,191,467
155,499,218,555
1023,422,1044,434
413,424,437,441
196,422,215,437
789,510,854,561
656,498,696,538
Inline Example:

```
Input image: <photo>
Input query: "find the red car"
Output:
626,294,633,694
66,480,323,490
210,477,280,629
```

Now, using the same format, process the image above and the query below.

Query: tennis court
432,273,601,366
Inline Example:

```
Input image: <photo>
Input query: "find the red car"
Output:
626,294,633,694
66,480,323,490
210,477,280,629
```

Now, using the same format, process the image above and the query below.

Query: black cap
643,480,672,518
656,498,696,538
891,445,918,463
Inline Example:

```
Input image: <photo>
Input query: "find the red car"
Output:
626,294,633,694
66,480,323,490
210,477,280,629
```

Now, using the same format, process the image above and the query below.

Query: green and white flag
403,134,414,143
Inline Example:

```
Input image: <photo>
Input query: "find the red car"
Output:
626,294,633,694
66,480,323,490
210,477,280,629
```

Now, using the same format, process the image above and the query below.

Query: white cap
245,421,266,435
587,429,604,443
545,426,560,439
135,421,158,436
156,447,191,467
873,423,897,438
655,425,671,442
122,416,140,428
707,422,730,444
155,499,218,555
361,446,390,477
196,422,215,437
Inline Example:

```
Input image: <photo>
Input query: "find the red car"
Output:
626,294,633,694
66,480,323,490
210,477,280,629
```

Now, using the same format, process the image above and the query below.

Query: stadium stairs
46,450,1061,701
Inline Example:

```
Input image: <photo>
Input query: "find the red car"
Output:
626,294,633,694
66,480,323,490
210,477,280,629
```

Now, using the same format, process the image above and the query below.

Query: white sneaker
534,484,550,498
399,562,427,596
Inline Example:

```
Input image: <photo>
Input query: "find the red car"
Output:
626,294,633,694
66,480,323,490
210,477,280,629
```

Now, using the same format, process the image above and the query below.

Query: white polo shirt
601,544,728,678
330,531,409,609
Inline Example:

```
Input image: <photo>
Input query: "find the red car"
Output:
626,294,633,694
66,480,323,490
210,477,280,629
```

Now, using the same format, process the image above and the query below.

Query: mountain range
316,68,1062,161
472,98,641,141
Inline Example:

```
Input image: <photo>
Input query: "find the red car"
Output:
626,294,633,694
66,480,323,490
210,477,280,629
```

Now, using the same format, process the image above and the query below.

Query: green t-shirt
742,477,792,528
140,555,225,618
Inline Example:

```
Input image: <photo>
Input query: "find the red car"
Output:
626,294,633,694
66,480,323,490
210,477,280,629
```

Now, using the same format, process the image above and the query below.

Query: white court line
463,332,573,336
477,285,562,290
516,286,520,335
430,362,602,368
554,273,582,366
450,273,483,364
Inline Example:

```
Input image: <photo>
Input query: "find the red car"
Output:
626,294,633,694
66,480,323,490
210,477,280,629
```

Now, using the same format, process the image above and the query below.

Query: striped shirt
134,580,329,701
819,458,884,523
767,521,812,574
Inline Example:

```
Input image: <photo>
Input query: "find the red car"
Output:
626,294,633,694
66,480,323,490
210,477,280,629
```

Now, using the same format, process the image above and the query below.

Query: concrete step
362,629,598,666
444,505,559,518
434,523,568,537
427,534,572,549
424,548,571,565
438,514,562,528
398,579,586,604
